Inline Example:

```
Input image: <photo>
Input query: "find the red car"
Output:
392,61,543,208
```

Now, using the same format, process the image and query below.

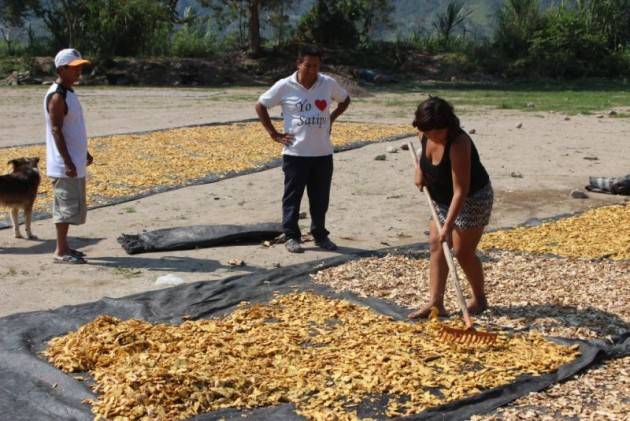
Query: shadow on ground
486,304,629,339
0,237,105,255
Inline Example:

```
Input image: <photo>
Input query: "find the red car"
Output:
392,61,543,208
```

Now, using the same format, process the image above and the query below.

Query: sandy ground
0,86,416,147
0,87,628,317
0,86,262,147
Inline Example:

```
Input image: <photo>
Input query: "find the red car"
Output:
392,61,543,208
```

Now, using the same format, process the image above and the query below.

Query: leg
55,223,71,256
10,207,22,238
24,202,36,239
282,156,308,241
409,221,448,319
51,177,84,261
452,227,487,315
307,155,333,242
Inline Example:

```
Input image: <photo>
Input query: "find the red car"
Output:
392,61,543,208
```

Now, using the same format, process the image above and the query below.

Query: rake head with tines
439,325,498,345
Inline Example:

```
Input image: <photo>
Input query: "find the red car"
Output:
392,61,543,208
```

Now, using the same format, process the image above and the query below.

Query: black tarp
118,223,283,254
0,246,627,421
586,175,630,195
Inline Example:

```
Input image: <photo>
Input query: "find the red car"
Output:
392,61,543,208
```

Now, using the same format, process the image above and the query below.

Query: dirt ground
1,87,629,317
0,86,628,419
0,85,424,147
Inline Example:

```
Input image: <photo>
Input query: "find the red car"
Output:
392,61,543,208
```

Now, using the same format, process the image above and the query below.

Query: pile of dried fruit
480,204,630,260
0,121,410,220
312,252,630,419
44,292,578,420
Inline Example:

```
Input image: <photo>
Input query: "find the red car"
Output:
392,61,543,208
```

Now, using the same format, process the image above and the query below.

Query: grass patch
367,79,630,115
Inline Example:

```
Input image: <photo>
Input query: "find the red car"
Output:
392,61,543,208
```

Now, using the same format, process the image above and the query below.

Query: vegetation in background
366,79,630,115
0,0,629,79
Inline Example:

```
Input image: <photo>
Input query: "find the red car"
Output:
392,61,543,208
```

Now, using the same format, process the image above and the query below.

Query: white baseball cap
54,48,90,68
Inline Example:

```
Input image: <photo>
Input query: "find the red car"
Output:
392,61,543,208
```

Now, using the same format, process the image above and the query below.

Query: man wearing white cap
44,48,93,264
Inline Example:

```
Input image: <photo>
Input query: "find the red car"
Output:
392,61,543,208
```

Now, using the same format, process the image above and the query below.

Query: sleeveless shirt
419,129,490,205
44,83,88,178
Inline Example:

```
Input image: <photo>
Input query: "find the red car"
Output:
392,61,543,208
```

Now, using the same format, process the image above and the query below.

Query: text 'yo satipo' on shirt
258,72,349,157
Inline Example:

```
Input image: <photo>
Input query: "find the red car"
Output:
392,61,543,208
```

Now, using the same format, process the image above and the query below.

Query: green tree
171,6,218,57
264,0,299,46
529,8,609,77
335,0,394,43
0,0,40,54
37,0,179,57
583,0,630,50
199,0,272,55
297,0,360,48
202,0,249,48
495,0,543,59
433,1,471,42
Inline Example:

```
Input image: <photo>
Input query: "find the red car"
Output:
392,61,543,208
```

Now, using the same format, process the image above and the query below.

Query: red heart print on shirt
314,99,327,111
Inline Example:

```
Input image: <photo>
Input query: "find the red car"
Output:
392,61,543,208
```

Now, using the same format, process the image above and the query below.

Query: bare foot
408,304,447,320
467,298,488,315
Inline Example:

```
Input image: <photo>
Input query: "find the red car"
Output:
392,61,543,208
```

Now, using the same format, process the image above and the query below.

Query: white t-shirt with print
258,72,349,157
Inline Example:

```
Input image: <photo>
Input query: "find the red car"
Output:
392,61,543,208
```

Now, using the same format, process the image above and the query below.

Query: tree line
1,0,629,78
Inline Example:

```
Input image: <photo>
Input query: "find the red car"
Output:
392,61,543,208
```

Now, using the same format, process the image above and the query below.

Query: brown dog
0,157,41,239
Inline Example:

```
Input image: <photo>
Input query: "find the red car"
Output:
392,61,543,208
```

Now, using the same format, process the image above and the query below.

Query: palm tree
586,0,630,50
433,1,471,42
495,0,542,58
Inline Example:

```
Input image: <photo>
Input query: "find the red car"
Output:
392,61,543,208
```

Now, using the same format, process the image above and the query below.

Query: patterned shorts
433,183,493,230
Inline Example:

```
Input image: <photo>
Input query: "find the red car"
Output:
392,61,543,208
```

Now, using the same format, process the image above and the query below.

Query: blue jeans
282,154,333,241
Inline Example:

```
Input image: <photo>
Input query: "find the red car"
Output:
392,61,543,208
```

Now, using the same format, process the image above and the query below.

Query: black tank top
420,129,490,205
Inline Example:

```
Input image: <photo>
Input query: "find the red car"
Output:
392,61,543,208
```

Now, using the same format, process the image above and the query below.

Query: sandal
70,249,86,257
53,254,87,264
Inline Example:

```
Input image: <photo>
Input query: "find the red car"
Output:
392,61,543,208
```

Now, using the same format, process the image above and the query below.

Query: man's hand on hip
271,132,295,146
65,161,77,177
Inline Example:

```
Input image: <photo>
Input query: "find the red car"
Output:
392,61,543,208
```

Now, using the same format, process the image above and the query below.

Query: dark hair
412,96,460,132
297,44,322,62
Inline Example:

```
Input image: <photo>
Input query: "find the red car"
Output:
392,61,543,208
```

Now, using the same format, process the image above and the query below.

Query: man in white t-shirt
44,48,93,264
255,45,351,253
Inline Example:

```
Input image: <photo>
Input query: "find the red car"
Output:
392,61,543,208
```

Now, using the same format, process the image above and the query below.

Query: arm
414,164,425,190
440,135,472,246
414,136,425,189
48,93,77,177
255,102,294,146
330,96,350,124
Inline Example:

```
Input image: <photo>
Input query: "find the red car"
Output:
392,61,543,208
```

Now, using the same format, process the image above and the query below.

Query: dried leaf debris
0,122,410,221
44,292,577,420
480,204,630,260
312,251,630,419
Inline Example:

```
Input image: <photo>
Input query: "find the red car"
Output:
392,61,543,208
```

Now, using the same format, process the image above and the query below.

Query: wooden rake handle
406,141,473,329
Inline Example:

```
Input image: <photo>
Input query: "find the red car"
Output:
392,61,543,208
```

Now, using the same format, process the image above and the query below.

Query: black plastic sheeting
586,175,630,195
0,118,414,229
0,246,627,421
118,223,283,255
